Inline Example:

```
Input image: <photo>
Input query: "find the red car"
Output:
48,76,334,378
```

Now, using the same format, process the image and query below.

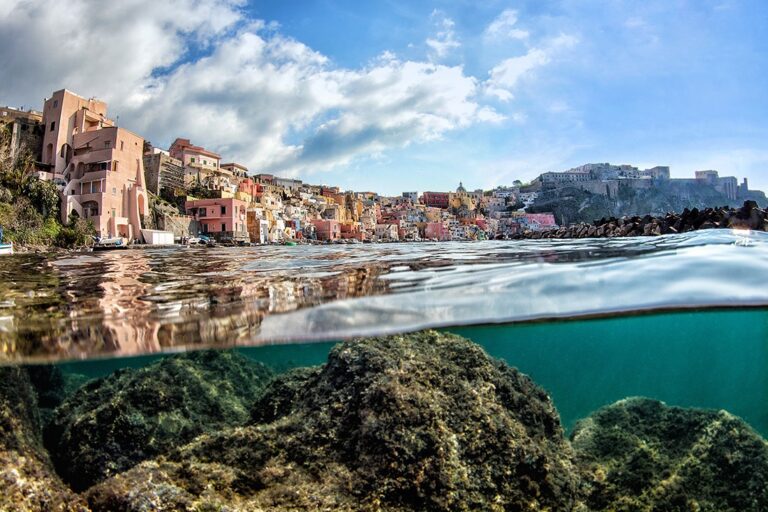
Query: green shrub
55,218,95,248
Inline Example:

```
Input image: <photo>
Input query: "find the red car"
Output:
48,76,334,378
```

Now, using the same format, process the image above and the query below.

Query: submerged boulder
45,350,274,491
24,364,90,429
572,397,768,511
87,331,583,511
0,366,87,511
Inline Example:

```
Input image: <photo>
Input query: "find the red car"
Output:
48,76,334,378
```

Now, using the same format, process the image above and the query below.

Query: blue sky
1,0,767,194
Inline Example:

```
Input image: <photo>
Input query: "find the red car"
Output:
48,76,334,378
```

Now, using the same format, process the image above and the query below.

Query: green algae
44,350,274,491
572,397,768,511
0,367,87,512
85,331,583,511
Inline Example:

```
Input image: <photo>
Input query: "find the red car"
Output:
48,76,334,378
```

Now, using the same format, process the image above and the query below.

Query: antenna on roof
116,115,119,126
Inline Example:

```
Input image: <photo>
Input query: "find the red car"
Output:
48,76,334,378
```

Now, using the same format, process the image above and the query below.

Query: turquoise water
53,308,768,436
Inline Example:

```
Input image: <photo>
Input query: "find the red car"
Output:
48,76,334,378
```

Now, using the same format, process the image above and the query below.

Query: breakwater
514,200,767,239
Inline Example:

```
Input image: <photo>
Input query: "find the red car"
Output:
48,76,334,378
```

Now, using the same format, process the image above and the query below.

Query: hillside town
1,88,764,245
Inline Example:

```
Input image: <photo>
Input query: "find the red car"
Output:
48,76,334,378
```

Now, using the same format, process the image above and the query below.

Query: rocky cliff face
530,181,767,225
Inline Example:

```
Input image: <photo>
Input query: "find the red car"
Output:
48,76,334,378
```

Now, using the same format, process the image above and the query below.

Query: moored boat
0,242,13,255
92,237,129,251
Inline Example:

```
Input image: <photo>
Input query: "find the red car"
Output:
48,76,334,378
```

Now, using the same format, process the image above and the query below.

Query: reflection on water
1,230,768,362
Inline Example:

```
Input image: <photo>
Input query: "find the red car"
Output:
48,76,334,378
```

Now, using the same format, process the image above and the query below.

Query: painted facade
43,90,148,239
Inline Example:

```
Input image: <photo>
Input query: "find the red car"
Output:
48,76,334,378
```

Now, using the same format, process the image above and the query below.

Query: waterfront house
42,89,148,240
185,197,248,241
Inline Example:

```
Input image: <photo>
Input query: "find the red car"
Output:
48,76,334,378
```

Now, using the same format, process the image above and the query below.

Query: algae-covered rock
24,364,90,429
87,331,583,511
44,350,274,491
572,397,768,511
0,366,88,511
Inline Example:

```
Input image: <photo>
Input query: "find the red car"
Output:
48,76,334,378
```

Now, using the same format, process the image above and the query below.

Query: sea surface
2,230,768,508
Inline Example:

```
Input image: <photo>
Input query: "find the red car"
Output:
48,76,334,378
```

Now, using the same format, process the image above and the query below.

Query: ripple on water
0,230,766,362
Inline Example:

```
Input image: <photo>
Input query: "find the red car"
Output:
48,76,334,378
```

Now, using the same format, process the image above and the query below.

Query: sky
1,0,766,195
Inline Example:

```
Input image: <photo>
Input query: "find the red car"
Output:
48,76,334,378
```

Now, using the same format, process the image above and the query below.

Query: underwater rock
572,397,768,511
86,331,583,511
0,367,88,511
24,365,90,430
44,350,274,491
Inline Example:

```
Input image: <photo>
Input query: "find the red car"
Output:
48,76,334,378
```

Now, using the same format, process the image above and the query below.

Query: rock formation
44,350,274,491
86,331,584,511
0,367,87,511
572,397,768,511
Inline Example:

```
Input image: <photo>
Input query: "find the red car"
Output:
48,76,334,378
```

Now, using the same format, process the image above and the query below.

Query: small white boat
0,243,13,255
92,237,129,251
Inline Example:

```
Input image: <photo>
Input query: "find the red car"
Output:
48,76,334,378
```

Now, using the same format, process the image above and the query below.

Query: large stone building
42,89,148,240
695,170,738,200
143,149,185,195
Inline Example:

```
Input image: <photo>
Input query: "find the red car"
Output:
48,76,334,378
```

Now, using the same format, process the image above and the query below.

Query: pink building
340,222,364,240
312,219,340,241
425,222,450,241
169,138,221,184
43,89,148,239
185,198,248,241
522,213,557,230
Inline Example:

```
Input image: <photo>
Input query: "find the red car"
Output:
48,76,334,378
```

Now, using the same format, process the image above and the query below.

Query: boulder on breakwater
572,397,768,511
515,200,768,239
44,350,274,491
85,331,584,511
0,367,87,512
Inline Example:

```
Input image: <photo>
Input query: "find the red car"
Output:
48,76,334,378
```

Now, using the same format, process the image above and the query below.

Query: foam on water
1,229,767,362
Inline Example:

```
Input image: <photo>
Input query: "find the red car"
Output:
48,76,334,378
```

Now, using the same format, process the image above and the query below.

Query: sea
1,230,767,508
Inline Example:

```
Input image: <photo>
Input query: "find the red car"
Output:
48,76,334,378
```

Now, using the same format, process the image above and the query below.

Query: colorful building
422,191,450,208
185,197,248,241
43,89,148,239
312,219,340,241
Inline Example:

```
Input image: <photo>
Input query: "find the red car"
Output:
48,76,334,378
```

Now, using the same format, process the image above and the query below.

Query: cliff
530,181,767,225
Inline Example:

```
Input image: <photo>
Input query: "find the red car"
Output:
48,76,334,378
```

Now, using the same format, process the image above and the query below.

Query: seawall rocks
515,201,767,239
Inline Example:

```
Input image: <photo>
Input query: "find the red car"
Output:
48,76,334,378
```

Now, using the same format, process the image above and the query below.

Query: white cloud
2,2,591,179
485,33,578,102
425,9,460,60
484,9,529,41
0,0,245,109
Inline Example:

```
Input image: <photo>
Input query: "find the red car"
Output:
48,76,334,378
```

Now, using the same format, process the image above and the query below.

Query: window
120,141,124,150
190,157,195,163
112,187,117,195
221,223,226,232
50,121,55,132
104,141,111,148
202,224,209,233
221,206,226,215
99,162,109,171
111,208,116,219
53,100,58,108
